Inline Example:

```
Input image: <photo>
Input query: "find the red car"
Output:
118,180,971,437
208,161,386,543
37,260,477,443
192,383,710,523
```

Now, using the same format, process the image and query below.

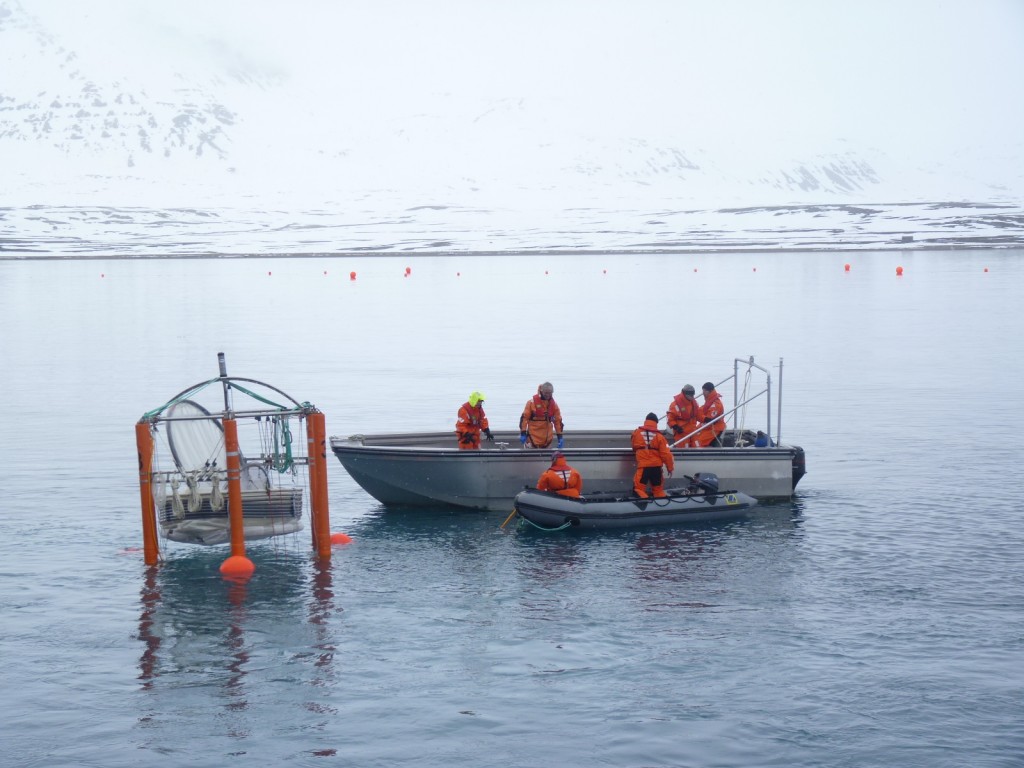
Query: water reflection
133,546,341,733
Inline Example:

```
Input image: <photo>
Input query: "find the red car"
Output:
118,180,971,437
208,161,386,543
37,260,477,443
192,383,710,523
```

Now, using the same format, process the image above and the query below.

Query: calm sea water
2,249,1023,767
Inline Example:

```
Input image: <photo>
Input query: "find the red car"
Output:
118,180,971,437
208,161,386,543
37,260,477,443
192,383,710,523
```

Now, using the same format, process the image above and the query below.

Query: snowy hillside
1,1,1022,254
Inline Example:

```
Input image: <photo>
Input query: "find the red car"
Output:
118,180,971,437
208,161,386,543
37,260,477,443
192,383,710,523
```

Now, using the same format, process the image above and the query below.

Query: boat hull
330,429,804,512
513,487,757,530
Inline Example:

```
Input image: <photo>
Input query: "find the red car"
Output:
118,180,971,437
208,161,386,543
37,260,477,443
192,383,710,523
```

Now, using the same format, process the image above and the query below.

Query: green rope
518,516,575,532
271,416,294,472
139,378,218,421
227,381,290,410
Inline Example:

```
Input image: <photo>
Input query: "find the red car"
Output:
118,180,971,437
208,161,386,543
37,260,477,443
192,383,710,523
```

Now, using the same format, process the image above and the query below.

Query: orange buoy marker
984,267,989,272
896,265,904,276
844,263,851,272
220,418,255,580
331,532,353,545
350,271,357,281
220,554,255,579
405,266,411,276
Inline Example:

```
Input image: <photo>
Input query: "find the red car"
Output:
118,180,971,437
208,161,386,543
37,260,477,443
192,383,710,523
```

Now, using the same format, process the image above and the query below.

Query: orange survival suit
537,451,583,498
456,393,492,450
694,385,726,447
667,388,703,448
630,414,675,498
520,388,563,449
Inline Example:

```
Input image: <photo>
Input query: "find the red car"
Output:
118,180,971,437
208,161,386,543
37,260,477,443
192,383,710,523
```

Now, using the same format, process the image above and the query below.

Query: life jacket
527,394,558,422
702,390,725,433
460,402,485,427
670,394,701,422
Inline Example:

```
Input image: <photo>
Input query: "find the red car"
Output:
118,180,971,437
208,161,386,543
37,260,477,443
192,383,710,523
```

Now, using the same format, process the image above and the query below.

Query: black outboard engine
688,472,720,495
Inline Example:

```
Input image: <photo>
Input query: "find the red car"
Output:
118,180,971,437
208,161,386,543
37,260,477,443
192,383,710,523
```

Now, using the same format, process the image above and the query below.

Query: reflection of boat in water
513,473,757,531
331,358,805,512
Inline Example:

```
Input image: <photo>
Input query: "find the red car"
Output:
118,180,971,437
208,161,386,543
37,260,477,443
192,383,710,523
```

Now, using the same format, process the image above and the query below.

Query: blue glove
520,432,528,446
556,436,564,449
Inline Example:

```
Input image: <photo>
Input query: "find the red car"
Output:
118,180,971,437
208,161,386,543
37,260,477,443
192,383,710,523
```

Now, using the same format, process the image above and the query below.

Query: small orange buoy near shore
350,271,357,281
405,266,411,276
330,532,353,545
896,266,904,276
844,263,851,272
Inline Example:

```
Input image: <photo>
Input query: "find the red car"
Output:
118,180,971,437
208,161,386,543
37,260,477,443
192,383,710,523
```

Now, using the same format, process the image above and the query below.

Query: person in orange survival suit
519,381,564,449
536,450,583,498
631,412,675,498
666,383,703,448
456,391,494,450
694,381,726,447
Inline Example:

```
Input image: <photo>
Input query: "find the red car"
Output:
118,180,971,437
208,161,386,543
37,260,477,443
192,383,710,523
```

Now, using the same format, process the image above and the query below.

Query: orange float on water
350,271,357,281
331,532,353,545
896,266,904,276
220,554,255,580
844,263,851,272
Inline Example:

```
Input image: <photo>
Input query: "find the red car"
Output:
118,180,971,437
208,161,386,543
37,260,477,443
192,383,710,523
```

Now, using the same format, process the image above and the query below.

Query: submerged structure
135,354,332,572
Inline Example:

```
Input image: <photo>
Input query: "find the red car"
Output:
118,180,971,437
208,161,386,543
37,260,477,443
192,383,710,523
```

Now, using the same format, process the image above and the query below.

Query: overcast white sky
24,0,1024,156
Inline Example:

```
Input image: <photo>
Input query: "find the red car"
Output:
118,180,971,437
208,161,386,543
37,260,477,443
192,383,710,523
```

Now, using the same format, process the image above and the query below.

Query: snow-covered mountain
1,1,1021,254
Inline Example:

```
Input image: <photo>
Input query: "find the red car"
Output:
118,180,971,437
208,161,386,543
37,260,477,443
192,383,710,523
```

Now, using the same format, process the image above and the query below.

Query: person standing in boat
456,391,494,450
666,384,703,448
631,412,675,498
536,450,583,498
694,381,726,447
519,381,564,449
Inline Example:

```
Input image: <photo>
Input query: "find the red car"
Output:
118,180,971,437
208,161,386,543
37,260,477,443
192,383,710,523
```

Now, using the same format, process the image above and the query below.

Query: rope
227,381,289,410
140,378,218,421
517,515,575,532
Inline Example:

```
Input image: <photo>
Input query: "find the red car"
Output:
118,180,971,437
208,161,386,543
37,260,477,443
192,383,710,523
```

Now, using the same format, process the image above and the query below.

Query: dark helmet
645,412,659,423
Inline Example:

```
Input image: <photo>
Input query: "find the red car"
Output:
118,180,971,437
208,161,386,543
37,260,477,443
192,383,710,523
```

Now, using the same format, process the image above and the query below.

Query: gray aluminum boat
330,358,805,512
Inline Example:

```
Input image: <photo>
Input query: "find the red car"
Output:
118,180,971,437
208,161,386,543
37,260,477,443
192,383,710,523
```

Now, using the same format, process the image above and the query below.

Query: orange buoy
896,266,904,276
405,266,411,275
220,554,255,579
330,532,353,545
984,267,989,272
844,263,851,272
349,271,356,281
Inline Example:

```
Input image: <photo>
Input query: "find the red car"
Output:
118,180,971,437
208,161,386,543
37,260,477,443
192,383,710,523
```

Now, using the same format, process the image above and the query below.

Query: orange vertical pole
220,417,255,579
307,416,321,552
135,421,160,566
310,411,332,559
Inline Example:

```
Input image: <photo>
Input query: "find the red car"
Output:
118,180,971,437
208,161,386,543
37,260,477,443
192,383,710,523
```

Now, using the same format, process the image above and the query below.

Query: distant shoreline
2,242,1022,261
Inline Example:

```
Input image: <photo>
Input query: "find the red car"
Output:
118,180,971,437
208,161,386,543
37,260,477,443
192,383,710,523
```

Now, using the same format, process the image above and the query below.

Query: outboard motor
688,472,720,495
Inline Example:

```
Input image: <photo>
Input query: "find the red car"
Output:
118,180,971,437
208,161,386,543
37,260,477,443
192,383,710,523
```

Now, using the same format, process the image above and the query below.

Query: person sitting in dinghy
631,412,675,498
536,450,583,498
456,391,494,450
